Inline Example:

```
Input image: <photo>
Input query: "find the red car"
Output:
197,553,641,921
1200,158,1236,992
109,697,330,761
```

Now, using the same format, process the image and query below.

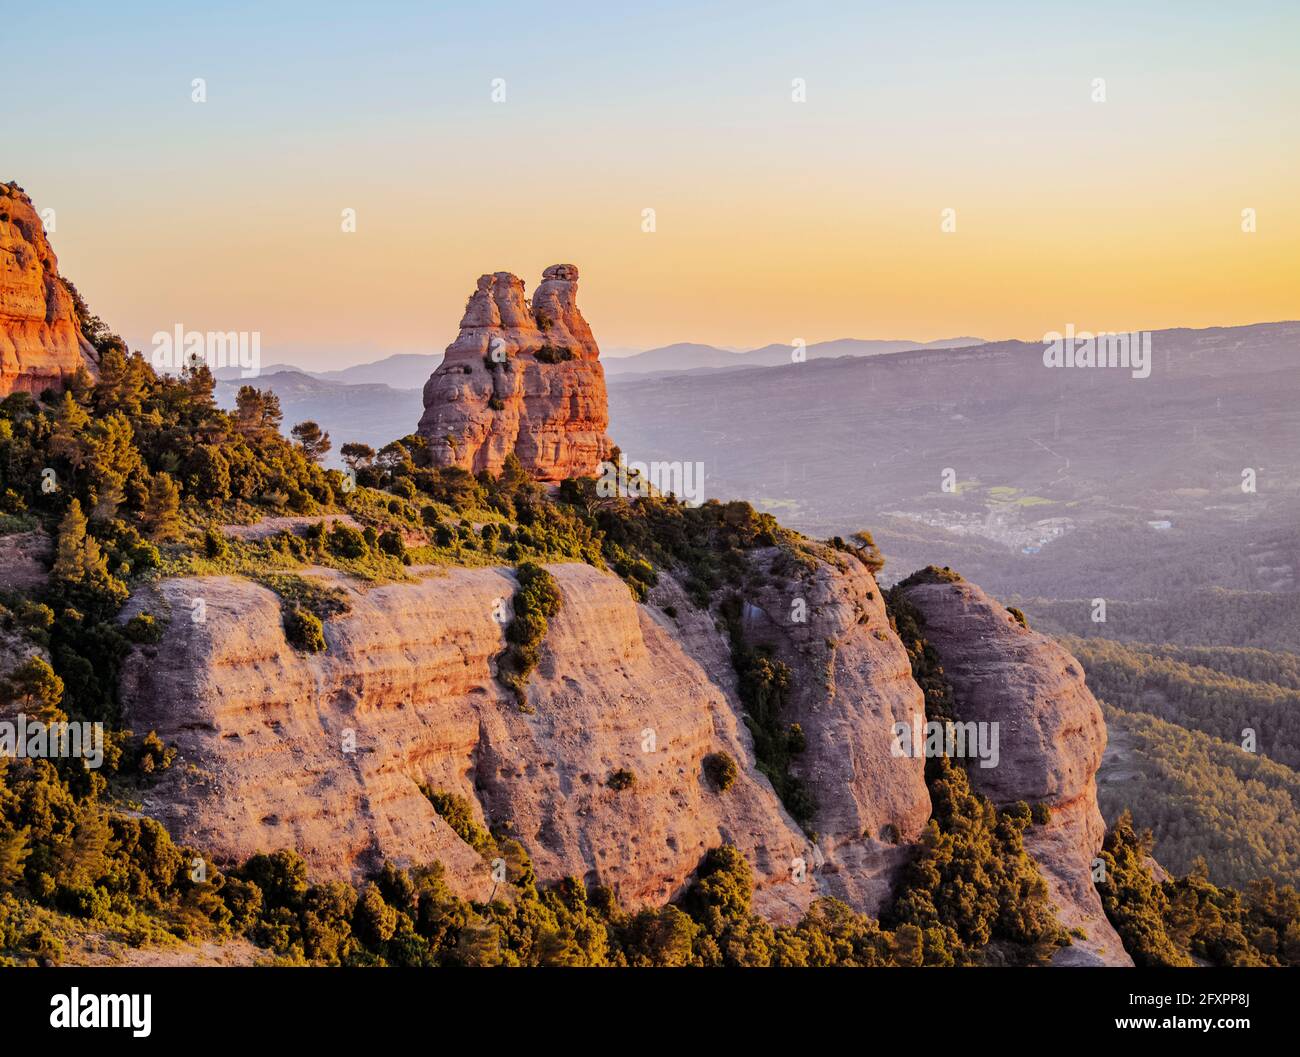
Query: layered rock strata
120,558,930,920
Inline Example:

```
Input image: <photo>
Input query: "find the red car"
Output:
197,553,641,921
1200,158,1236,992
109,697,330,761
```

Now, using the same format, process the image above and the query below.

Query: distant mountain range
216,337,987,390
216,352,442,390
607,320,1300,601
213,370,423,459
601,337,986,377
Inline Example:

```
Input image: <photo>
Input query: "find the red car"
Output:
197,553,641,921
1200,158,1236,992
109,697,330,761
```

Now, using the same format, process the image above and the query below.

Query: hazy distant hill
214,370,422,462
309,353,441,388
609,321,1300,601
603,336,984,376
219,338,982,388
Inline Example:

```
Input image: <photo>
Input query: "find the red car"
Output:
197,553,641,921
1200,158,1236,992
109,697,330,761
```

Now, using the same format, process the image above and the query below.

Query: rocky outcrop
0,182,97,396
120,559,930,920
118,544,1130,962
648,548,932,911
897,576,1132,966
417,266,613,481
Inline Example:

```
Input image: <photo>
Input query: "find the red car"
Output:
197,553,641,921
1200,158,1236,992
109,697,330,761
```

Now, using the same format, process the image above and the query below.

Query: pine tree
52,498,90,583
234,386,269,436
1,656,65,722
48,390,91,470
0,823,30,888
57,808,115,889
142,471,183,541
291,420,331,464
92,347,147,417
340,442,375,472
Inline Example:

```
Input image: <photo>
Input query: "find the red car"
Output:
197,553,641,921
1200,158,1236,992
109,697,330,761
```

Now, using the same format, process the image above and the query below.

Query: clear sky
7,0,1298,369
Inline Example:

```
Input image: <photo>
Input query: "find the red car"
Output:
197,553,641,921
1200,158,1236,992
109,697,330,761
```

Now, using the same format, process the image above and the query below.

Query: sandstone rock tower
418,265,613,481
0,181,99,396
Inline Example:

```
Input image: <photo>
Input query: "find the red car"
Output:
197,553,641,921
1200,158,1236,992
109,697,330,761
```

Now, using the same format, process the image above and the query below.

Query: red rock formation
897,576,1133,966
117,552,931,922
117,539,1131,964
0,181,98,395
418,265,613,481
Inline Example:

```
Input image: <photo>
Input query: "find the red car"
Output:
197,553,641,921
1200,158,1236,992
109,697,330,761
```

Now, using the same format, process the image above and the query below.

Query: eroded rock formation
120,554,933,921
0,181,97,396
897,576,1133,966
417,265,613,481
119,533,1128,962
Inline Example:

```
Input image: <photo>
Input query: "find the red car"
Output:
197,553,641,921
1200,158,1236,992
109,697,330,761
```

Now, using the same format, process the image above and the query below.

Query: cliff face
120,558,930,920
119,548,1126,962
897,577,1133,966
0,182,97,396
649,549,934,911
417,265,613,481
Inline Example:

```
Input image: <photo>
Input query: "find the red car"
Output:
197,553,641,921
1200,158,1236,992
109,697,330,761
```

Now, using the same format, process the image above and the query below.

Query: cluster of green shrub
533,345,574,364
495,562,563,705
1126,642,1300,689
885,587,956,721
702,751,738,791
22,287,1298,969
1096,811,1300,966
419,789,495,856
250,571,350,654
0,297,352,719
826,530,885,574
882,577,1070,965
894,564,963,589
0,728,1044,969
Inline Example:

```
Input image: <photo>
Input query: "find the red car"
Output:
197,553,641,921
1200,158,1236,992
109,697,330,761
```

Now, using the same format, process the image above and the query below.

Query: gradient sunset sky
8,1,1298,369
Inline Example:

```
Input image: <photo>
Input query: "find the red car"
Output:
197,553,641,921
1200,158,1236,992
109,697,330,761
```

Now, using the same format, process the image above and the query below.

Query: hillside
1099,704,1300,889
609,323,1300,601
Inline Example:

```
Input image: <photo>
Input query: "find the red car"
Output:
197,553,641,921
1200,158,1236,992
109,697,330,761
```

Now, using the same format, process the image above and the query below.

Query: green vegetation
3,286,1293,969
282,607,326,652
495,562,562,705
1096,812,1300,967
0,331,342,722
883,579,1069,965
1021,589,1300,652
1129,642,1300,689
827,530,885,574
703,751,738,792
1064,635,1300,768
256,572,352,621
885,588,956,721
534,345,574,364
606,769,635,792
718,592,814,829
883,758,1068,965
895,564,963,588
420,788,495,856
1099,704,1300,889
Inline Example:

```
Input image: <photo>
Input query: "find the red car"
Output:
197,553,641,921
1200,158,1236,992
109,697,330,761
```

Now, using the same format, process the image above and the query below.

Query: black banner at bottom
3,966,1290,1045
